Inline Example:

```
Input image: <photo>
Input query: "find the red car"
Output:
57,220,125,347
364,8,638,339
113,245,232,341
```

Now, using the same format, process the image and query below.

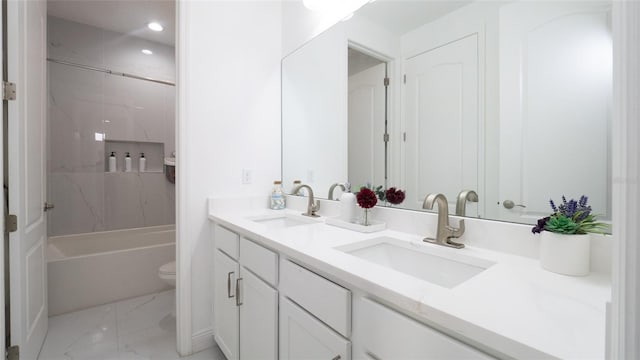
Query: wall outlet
242,168,252,184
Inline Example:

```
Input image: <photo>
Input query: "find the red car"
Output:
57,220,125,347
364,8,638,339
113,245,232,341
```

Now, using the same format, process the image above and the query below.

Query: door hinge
403,74,406,84
383,133,390,143
6,214,17,233
383,77,389,87
6,345,19,360
3,81,16,101
403,132,407,142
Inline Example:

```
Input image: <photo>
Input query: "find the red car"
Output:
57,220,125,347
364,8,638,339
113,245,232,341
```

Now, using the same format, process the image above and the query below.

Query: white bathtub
48,225,175,316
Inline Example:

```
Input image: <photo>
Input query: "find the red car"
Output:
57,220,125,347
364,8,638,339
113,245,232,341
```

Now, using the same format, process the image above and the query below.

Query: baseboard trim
192,327,214,354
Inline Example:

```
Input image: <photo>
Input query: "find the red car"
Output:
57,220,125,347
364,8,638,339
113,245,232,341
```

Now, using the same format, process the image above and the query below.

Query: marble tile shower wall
48,17,176,236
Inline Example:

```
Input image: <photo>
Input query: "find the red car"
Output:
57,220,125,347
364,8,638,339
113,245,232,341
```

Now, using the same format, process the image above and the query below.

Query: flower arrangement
356,186,378,226
531,195,608,235
385,187,406,205
367,184,406,206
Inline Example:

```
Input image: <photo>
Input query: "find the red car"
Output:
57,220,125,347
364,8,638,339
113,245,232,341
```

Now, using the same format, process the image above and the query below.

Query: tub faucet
422,193,465,249
292,184,320,217
455,190,478,216
328,183,348,200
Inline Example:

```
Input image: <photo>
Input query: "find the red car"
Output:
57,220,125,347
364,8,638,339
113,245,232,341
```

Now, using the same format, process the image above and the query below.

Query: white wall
177,0,282,351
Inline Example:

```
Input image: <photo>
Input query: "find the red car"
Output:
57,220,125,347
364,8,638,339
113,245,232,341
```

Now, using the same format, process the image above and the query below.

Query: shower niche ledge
105,140,164,173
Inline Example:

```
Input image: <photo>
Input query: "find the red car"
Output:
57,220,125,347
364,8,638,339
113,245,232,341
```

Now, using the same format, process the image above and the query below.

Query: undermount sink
336,237,494,288
249,213,320,229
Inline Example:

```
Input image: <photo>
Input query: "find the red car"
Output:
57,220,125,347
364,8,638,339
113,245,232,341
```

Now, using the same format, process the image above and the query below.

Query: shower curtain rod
47,58,176,86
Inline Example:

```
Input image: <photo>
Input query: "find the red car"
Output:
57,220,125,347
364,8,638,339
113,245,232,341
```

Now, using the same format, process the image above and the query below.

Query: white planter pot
539,232,591,276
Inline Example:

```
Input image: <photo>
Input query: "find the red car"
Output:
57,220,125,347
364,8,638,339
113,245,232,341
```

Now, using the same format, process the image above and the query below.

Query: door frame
610,1,640,358
0,0,5,353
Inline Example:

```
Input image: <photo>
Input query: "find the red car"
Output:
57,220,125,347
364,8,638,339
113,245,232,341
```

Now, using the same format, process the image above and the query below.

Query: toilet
158,261,176,287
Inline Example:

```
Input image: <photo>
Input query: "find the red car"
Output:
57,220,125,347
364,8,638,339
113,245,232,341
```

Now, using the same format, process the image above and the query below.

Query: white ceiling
47,0,175,46
355,0,473,36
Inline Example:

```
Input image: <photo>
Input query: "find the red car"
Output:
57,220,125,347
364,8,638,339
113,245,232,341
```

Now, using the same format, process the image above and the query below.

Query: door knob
44,202,55,211
503,200,526,209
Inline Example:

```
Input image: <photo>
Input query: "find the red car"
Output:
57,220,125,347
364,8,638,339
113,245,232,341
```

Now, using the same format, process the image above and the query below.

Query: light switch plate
242,168,252,184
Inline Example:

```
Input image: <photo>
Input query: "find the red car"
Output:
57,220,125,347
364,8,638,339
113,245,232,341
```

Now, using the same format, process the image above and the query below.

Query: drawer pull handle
365,352,381,360
236,278,243,306
227,272,235,298
331,356,341,360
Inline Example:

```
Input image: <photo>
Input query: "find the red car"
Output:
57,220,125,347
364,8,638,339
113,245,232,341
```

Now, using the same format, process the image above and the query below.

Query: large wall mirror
282,0,612,227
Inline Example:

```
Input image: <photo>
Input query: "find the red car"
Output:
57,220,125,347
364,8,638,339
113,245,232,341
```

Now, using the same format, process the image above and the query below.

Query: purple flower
532,216,550,234
356,187,378,209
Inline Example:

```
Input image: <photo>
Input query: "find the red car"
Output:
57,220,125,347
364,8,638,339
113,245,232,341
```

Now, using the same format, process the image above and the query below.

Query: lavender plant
532,195,609,235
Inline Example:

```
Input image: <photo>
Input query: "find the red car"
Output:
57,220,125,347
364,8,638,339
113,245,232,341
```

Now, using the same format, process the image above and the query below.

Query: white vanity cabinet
280,259,352,360
353,297,495,360
213,225,278,360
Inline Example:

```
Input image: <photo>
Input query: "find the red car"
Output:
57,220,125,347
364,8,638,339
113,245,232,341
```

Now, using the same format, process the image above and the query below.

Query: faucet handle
448,218,465,237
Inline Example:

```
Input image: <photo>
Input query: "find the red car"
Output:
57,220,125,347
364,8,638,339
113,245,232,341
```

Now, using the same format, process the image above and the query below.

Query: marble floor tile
39,290,225,360
38,303,118,360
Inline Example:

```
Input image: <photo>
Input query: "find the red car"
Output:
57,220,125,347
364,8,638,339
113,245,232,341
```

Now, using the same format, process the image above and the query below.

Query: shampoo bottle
139,153,146,172
124,152,132,172
108,151,117,172
270,181,286,210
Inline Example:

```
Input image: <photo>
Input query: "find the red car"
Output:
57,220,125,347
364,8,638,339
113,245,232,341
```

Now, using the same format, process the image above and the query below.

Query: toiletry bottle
292,179,304,196
340,186,356,222
124,152,132,172
271,181,286,210
109,151,117,172
139,153,146,172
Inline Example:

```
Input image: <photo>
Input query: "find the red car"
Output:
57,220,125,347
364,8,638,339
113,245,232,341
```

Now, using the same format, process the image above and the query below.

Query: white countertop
208,206,611,359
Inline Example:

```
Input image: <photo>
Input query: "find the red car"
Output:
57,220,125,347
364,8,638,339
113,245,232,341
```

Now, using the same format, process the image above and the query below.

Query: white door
348,62,386,189
213,250,240,360
239,268,277,360
7,0,48,359
404,35,479,216
279,296,350,360
498,2,612,223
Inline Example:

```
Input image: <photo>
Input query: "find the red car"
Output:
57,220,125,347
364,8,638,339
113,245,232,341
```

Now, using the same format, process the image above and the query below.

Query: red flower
385,187,405,205
356,187,378,209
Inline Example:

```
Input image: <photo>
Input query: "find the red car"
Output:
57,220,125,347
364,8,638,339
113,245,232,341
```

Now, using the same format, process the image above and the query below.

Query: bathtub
48,225,175,316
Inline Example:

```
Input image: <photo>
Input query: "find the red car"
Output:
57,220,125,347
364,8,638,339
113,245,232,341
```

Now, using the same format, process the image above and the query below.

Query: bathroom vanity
209,196,610,360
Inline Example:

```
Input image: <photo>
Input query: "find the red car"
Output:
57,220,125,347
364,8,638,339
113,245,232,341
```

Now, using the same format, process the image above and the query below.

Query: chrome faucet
328,183,348,200
292,184,320,217
422,193,465,249
455,190,478,216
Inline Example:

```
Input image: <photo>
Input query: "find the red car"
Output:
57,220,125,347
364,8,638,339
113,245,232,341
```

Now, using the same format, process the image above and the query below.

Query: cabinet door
239,268,278,360
355,297,495,359
214,250,240,360
280,296,350,360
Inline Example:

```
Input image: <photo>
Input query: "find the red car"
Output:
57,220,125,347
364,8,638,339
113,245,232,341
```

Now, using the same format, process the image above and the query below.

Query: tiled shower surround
48,17,176,236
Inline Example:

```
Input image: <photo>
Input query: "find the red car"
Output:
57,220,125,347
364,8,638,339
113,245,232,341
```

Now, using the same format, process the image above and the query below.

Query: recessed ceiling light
147,22,164,32
142,49,153,55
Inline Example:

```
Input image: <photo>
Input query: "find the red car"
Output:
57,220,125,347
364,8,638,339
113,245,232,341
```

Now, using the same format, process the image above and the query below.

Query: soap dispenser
139,153,146,172
124,152,132,172
339,184,356,223
271,180,285,210
108,151,117,172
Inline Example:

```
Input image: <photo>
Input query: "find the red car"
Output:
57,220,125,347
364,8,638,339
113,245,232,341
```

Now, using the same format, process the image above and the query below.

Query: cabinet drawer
215,225,239,260
356,297,495,359
280,296,351,360
280,260,351,337
240,237,278,286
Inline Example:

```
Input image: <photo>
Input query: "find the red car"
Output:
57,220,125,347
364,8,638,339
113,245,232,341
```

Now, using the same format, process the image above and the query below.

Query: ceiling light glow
147,22,164,32
141,49,153,55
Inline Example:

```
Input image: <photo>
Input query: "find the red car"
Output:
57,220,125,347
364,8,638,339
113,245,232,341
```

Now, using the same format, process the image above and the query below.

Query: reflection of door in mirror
404,34,479,217
498,1,612,224
348,47,387,191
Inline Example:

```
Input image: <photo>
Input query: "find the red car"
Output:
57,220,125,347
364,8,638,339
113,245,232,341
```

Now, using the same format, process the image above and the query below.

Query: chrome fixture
422,193,465,249
455,190,478,216
292,184,321,217
328,182,349,200
502,200,526,209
